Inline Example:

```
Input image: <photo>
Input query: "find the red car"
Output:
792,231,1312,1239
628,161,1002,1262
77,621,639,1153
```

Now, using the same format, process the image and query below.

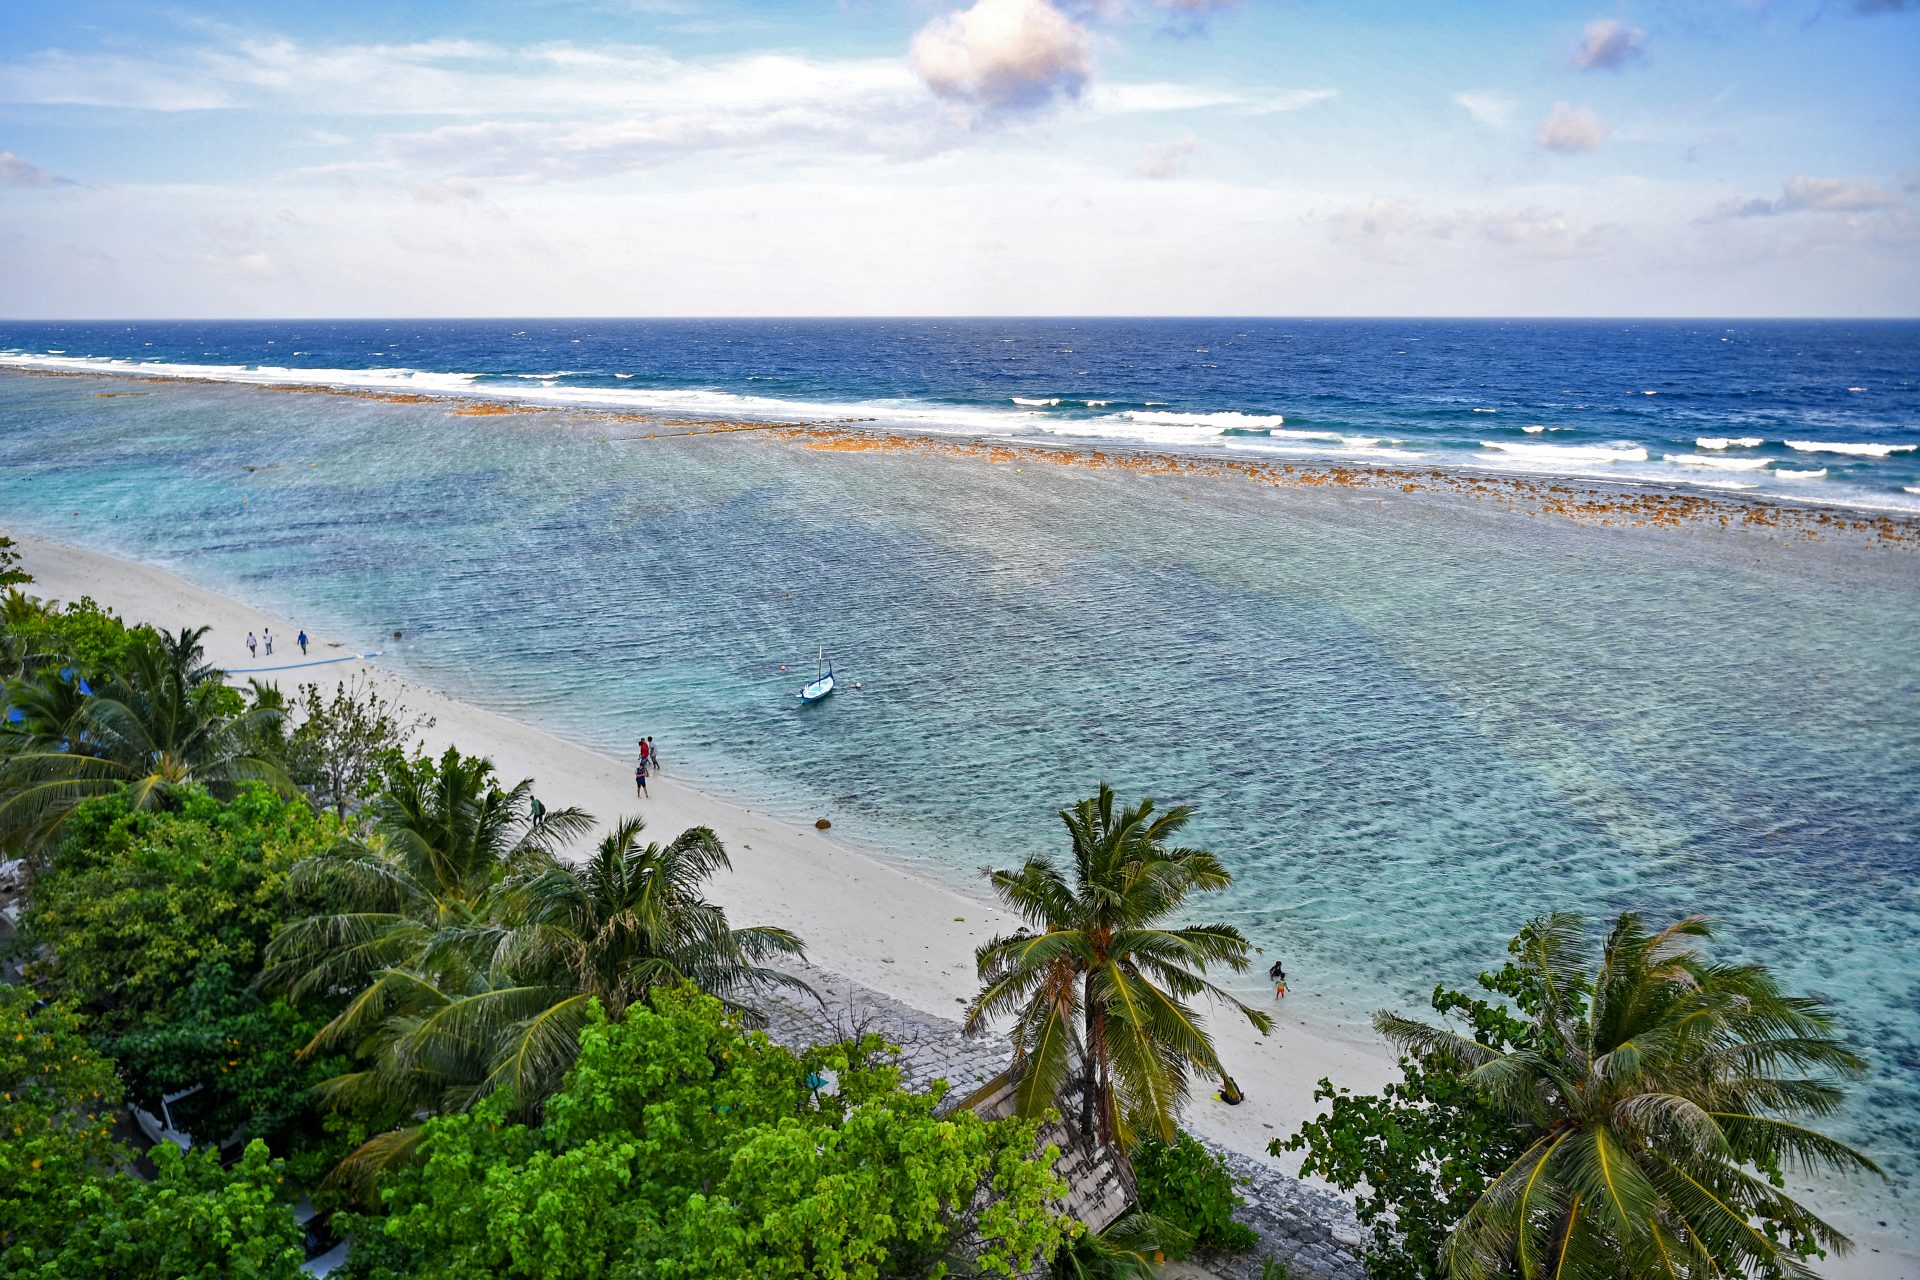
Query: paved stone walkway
755,962,1368,1280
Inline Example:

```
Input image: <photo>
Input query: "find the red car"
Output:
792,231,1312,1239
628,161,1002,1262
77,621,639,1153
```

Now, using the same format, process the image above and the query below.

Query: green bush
23,784,346,1170
26,784,336,1034
339,987,1073,1280
22,1140,307,1280
3,593,148,677
0,986,125,1270
1130,1131,1258,1256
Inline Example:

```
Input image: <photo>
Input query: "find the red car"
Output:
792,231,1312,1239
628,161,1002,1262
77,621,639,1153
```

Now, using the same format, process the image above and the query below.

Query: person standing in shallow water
1269,959,1288,999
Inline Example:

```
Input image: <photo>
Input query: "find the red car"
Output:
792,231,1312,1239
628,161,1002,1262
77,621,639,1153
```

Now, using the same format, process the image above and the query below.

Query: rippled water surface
3,317,1918,511
2,368,1916,1235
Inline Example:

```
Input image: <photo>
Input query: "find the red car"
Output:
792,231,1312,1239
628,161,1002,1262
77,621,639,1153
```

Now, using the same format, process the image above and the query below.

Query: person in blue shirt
298,630,309,656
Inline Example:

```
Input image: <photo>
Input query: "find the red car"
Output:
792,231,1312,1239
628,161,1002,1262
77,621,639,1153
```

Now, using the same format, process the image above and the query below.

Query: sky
0,0,1916,318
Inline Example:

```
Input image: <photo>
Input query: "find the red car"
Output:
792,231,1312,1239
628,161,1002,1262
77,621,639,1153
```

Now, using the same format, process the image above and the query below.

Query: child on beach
247,632,257,659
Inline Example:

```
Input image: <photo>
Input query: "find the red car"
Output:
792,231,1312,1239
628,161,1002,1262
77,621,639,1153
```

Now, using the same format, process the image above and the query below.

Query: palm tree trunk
1082,997,1103,1144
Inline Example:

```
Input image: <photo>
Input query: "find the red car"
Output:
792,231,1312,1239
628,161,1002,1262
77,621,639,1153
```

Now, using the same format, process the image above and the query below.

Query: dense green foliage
20,1140,307,1280
0,591,145,678
339,987,1073,1280
0,986,124,1269
965,783,1268,1150
0,619,287,845
1283,913,1879,1280
1130,1131,1257,1256
22,784,349,1174
27,786,335,1031
263,752,811,1182
1279,971,1539,1280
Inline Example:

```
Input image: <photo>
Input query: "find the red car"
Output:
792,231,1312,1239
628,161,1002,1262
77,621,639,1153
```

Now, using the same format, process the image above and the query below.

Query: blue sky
1,0,1915,317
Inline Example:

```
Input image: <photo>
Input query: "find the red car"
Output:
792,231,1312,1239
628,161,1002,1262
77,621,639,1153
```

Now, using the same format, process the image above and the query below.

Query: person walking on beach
263,629,274,656
246,632,257,660
1268,959,1288,999
635,748,650,799
297,629,309,656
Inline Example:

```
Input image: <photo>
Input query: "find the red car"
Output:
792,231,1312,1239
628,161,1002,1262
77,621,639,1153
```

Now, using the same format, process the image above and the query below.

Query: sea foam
1697,437,1765,450
1785,440,1918,458
1480,441,1649,463
1664,453,1772,471
1119,410,1286,430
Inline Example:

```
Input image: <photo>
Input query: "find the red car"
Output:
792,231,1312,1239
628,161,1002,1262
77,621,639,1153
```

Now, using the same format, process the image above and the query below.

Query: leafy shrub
26,784,336,1033
2,593,148,677
1274,933,1554,1280
0,986,125,1270
24,1140,307,1280
1130,1130,1258,1256
339,987,1074,1280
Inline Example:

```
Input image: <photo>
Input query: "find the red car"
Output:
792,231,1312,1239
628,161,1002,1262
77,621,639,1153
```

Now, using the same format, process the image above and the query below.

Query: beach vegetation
964,783,1269,1152
333,987,1073,1280
1047,1210,1190,1279
0,591,147,681
264,750,809,1182
282,676,434,819
20,1139,308,1280
1130,1130,1258,1256
0,985,124,1270
25,784,334,1033
20,783,349,1176
0,537,30,590
0,622,290,847
1283,911,1879,1280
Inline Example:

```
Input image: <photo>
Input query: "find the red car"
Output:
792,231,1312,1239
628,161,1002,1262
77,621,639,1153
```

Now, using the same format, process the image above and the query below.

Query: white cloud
1085,83,1332,115
1537,102,1607,153
1573,19,1646,71
1241,89,1338,115
1139,133,1199,179
1707,176,1905,219
909,0,1094,111
1328,198,1609,259
1453,91,1518,130
0,151,78,187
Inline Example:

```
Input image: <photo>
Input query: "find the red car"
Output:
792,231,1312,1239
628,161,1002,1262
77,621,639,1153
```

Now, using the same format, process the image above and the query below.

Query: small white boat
799,647,835,704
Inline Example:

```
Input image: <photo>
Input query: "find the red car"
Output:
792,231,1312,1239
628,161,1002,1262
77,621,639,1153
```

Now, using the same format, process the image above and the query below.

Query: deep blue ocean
3,318,1919,512
2,319,1916,1239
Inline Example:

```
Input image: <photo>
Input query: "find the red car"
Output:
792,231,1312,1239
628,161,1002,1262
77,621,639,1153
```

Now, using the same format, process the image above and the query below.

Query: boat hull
799,674,835,703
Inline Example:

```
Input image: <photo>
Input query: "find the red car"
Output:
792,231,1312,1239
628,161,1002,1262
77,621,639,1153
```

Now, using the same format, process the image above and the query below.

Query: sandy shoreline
5,528,1399,1188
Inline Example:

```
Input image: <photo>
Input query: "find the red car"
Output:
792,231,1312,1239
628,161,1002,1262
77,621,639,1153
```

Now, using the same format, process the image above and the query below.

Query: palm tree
0,630,289,845
964,783,1270,1152
1378,912,1881,1280
432,815,812,1112
260,748,594,1181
